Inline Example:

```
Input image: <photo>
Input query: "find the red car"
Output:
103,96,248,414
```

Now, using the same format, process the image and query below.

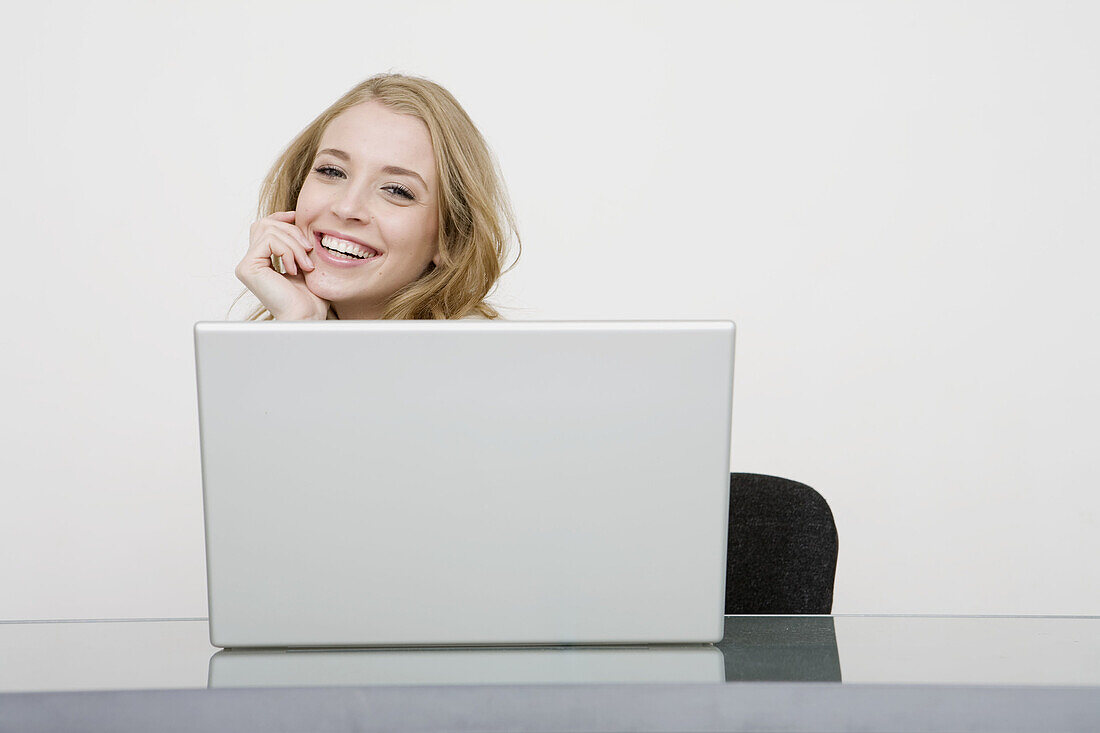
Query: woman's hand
235,211,332,320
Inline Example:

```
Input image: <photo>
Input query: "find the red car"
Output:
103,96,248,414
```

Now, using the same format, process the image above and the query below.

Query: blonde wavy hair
228,72,520,320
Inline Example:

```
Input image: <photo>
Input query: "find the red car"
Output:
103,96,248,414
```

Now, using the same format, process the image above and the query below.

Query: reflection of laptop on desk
194,321,736,648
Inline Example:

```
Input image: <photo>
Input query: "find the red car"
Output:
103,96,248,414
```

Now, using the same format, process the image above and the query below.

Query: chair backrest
726,473,838,614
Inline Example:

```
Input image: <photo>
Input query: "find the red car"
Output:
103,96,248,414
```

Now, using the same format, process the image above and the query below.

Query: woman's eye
384,184,415,200
312,167,413,200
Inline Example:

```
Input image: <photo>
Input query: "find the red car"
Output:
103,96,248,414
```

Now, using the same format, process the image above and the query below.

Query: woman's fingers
246,212,303,258
268,238,298,276
264,211,311,253
278,221,315,258
269,229,314,274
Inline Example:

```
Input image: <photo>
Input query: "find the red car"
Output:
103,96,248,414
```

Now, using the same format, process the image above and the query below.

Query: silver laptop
194,320,735,648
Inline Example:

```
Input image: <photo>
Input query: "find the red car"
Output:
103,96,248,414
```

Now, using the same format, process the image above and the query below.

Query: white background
2,0,1097,620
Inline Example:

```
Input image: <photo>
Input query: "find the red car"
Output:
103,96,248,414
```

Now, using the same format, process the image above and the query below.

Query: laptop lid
194,321,735,647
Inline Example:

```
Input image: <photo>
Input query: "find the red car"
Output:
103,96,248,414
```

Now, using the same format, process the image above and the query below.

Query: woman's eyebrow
316,148,428,189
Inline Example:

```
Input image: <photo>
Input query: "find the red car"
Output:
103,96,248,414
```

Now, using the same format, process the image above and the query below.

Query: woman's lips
313,233,382,268
315,231,381,256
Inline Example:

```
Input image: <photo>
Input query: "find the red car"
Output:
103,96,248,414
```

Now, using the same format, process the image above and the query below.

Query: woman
230,73,519,320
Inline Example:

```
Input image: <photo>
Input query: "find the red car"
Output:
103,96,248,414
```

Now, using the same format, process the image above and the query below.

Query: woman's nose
331,187,372,222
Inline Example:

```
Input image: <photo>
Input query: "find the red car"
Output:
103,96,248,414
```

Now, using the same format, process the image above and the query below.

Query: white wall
2,0,1097,620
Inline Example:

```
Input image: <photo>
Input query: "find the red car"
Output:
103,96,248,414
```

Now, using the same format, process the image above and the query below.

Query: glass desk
1,615,1098,732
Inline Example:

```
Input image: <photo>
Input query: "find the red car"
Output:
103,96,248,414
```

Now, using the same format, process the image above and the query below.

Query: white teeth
320,234,378,259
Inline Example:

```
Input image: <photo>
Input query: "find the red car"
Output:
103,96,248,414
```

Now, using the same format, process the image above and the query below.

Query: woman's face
296,100,440,318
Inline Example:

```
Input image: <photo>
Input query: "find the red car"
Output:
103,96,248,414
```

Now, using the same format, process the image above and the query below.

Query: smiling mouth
317,233,381,261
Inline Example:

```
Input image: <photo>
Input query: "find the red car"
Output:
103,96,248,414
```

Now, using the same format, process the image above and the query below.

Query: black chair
725,473,838,614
